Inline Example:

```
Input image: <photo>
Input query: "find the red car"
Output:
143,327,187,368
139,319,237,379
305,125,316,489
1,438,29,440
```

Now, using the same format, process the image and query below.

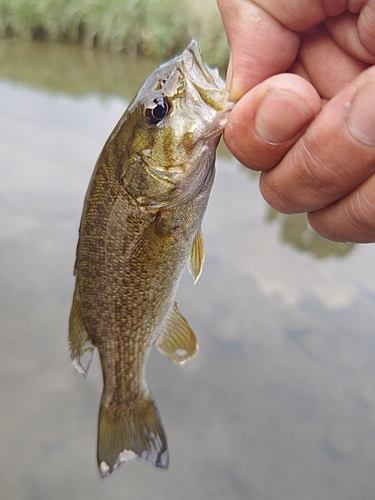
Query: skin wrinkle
259,172,290,209
298,25,369,99
335,202,357,240
325,13,375,64
308,202,348,241
351,180,375,231
348,0,367,13
300,125,375,195
288,141,339,203
336,198,368,239
309,176,375,241
359,0,375,54
291,142,335,198
302,142,350,189
250,0,341,30
322,0,348,17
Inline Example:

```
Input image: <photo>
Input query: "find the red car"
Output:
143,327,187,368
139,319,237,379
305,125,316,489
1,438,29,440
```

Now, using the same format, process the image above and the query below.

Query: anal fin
68,286,94,377
155,302,198,364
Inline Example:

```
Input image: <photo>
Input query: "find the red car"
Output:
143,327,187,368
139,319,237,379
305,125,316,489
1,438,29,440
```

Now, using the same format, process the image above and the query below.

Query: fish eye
144,96,171,125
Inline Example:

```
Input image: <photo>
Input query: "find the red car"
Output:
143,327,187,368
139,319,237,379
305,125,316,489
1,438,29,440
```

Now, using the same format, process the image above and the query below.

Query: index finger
217,0,347,100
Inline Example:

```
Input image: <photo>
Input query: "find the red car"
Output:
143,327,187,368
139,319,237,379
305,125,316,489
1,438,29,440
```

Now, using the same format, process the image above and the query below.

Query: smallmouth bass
69,40,233,476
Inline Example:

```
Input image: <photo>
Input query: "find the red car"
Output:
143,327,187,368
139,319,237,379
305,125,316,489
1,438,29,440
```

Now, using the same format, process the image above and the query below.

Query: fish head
118,40,234,209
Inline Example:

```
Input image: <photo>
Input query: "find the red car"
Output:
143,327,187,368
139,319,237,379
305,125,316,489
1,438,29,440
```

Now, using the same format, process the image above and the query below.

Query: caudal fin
97,394,169,477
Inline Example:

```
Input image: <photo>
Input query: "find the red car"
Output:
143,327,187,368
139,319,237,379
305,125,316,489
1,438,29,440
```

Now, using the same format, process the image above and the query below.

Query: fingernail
255,89,313,145
347,81,375,146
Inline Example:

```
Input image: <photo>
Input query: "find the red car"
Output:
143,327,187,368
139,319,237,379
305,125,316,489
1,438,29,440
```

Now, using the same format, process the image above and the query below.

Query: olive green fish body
69,40,232,476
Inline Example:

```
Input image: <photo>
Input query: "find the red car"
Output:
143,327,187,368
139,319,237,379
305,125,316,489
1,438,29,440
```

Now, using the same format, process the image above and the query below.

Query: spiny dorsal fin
69,286,94,377
189,227,204,284
155,302,198,364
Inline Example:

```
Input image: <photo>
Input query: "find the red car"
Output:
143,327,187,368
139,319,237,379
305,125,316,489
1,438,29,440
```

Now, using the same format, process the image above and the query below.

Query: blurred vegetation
266,208,354,259
0,0,229,69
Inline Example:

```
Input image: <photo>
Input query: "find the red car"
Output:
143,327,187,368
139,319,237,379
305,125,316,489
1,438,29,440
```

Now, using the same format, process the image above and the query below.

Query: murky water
1,40,375,500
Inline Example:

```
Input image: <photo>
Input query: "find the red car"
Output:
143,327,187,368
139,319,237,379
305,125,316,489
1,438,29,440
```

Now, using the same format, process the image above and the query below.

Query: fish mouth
182,40,232,112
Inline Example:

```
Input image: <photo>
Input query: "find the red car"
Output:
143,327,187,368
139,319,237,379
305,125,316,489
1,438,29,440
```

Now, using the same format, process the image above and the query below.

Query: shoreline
0,0,229,68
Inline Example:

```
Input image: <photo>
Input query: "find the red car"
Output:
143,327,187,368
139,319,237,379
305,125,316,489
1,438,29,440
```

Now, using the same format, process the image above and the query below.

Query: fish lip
182,40,233,113
182,40,222,89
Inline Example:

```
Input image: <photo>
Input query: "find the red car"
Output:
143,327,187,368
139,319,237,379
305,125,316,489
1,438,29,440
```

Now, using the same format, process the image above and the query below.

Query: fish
68,40,233,477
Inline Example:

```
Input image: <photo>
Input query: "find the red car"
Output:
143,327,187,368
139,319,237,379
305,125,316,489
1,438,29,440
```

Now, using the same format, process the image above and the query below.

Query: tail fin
97,394,169,477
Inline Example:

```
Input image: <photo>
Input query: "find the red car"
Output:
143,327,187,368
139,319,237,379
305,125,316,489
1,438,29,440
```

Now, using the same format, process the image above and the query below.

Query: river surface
1,40,375,500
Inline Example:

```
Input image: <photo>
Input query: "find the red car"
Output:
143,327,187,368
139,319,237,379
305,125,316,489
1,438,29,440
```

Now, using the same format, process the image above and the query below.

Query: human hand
217,0,375,243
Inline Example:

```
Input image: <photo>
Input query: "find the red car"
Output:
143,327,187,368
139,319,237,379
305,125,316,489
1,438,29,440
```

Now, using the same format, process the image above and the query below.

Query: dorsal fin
189,227,204,284
155,302,198,364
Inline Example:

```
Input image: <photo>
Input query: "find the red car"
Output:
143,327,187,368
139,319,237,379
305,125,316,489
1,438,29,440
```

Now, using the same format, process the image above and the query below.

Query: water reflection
1,41,375,500
266,208,354,258
0,38,156,99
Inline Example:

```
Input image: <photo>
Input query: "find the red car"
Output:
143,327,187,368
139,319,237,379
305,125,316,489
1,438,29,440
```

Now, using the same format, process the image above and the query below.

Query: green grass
0,0,229,68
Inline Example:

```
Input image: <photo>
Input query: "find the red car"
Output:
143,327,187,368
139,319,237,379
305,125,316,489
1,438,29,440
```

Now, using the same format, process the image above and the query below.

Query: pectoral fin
155,302,198,364
128,214,176,268
189,227,204,284
69,286,94,377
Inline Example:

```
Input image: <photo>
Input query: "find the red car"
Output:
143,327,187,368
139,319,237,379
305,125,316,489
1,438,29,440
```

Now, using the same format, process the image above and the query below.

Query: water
1,40,375,500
